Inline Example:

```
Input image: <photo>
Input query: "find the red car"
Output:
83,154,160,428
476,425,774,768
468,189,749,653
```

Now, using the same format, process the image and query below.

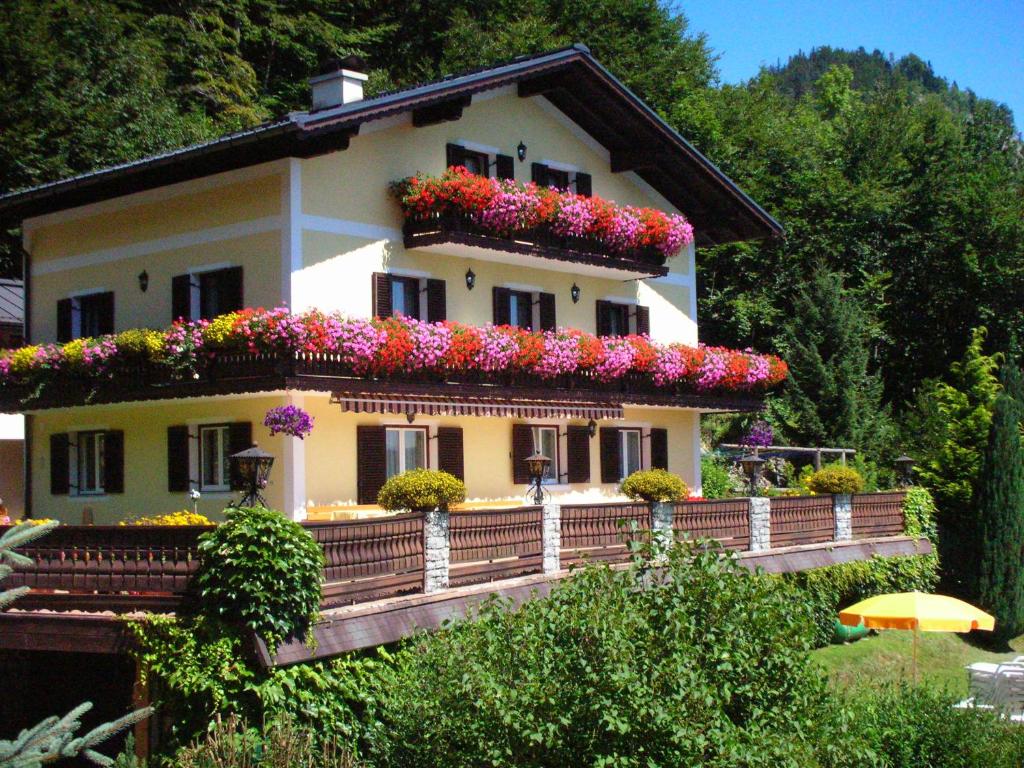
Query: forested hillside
1,0,1022,477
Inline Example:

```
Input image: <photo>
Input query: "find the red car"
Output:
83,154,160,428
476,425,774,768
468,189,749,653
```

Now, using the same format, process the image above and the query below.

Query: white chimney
310,55,368,110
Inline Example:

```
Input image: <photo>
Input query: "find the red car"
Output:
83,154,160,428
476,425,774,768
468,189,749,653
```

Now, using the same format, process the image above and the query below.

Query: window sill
68,494,110,502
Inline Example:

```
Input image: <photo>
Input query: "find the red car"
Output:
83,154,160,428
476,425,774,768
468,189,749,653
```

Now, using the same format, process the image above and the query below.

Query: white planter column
423,508,450,593
749,497,771,552
280,393,308,522
542,503,561,573
651,501,675,552
834,494,853,541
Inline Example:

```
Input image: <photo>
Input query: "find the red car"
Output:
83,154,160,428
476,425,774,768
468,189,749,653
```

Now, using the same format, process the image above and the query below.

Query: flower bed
391,166,695,259
0,308,787,396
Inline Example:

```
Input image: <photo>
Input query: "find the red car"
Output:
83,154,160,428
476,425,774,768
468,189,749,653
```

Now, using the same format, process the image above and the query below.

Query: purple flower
336,318,386,373
533,331,580,377
264,405,315,439
741,420,773,448
405,318,452,370
551,196,596,238
477,325,519,371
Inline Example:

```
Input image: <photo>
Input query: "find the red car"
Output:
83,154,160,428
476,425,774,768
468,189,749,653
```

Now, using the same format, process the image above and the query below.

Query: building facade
0,46,782,523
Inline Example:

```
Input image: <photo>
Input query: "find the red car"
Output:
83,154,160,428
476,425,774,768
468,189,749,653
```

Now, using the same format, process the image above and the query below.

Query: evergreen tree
976,361,1024,640
767,268,892,458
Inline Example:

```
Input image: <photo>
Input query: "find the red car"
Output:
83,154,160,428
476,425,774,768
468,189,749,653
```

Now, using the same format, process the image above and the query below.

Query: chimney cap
319,54,366,75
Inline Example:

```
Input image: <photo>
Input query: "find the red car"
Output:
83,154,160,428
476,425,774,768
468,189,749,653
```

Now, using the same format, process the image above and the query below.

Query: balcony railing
403,211,670,277
2,492,915,614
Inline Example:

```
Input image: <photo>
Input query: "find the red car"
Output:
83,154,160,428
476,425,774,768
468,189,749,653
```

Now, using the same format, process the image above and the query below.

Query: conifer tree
976,361,1024,641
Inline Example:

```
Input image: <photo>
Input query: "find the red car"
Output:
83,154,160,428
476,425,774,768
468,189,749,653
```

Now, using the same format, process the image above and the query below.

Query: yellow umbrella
839,591,995,682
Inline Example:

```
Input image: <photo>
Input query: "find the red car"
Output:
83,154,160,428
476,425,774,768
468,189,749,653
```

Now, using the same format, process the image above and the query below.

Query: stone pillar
749,497,771,552
542,503,561,573
651,501,675,552
834,493,853,541
423,507,450,593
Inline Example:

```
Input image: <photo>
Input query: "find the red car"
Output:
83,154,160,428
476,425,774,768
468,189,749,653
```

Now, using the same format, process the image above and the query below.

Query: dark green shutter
511,424,534,485
219,267,244,314
104,430,124,493
167,425,190,492
566,425,591,484
531,162,549,187
635,305,650,336
357,426,387,504
437,427,464,482
56,299,73,342
596,300,613,337
446,143,465,169
492,286,511,325
50,433,70,495
650,428,668,471
574,172,592,197
372,273,392,319
599,428,621,484
426,279,447,322
538,292,556,331
171,274,192,321
495,154,514,180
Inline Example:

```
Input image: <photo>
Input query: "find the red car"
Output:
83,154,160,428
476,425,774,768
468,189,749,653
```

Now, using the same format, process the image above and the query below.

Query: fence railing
3,492,909,612
851,492,906,539
449,507,544,587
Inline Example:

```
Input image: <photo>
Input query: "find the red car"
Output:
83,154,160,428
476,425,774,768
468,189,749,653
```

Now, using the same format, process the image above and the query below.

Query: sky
682,0,1024,128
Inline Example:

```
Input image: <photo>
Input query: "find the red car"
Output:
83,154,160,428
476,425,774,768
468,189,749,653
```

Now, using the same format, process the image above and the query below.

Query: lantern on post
895,455,915,488
229,444,275,508
524,452,551,505
739,453,766,496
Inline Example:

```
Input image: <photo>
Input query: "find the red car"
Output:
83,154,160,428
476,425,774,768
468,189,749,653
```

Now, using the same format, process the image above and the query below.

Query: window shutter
227,422,253,491
596,300,613,337
574,172,592,197
426,279,447,322
220,267,244,314
511,424,534,485
531,162,549,187
599,428,621,484
634,305,650,336
538,292,556,331
167,425,190,492
172,274,192,322
50,433,70,495
356,425,387,504
104,430,125,493
446,143,464,169
437,427,464,482
96,292,115,335
56,299,73,343
372,273,393,319
492,286,511,325
495,154,514,180
566,425,591,484
650,428,668,471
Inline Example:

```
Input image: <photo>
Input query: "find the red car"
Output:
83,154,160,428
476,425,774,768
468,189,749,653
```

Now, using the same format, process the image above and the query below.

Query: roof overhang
0,45,782,246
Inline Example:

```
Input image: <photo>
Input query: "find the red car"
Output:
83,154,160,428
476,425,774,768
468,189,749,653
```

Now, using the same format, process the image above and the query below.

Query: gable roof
0,45,782,247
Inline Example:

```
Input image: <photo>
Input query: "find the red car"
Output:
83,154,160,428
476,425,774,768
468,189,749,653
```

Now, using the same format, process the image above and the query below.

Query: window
198,268,243,320
532,426,560,483
57,291,114,342
507,290,534,329
199,425,231,491
385,427,428,479
76,431,105,495
447,143,491,177
606,304,630,336
620,429,641,480
596,301,650,337
390,276,421,318
532,164,591,196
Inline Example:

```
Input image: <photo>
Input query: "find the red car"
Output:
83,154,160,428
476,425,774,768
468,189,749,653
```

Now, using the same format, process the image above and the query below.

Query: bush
377,469,465,511
806,464,865,494
195,507,324,645
699,454,731,498
121,510,214,526
114,328,164,360
903,486,939,543
620,469,689,502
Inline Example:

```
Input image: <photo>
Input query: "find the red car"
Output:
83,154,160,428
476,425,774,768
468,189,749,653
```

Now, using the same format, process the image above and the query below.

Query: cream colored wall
302,393,699,510
29,395,287,524
294,89,696,343
0,440,25,519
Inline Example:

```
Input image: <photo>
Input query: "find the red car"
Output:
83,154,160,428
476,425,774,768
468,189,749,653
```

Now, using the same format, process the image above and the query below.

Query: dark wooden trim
412,95,472,127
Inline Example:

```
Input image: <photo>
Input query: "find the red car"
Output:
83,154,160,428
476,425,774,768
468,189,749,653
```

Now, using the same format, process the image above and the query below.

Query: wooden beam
517,73,568,98
411,95,472,127
610,149,664,173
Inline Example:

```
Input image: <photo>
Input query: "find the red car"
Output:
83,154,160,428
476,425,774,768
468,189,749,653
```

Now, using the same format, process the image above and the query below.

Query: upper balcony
393,167,693,279
0,310,787,413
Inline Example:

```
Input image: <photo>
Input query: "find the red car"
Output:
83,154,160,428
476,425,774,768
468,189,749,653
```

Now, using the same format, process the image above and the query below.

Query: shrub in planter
377,469,466,511
806,465,865,494
620,469,689,502
196,507,324,646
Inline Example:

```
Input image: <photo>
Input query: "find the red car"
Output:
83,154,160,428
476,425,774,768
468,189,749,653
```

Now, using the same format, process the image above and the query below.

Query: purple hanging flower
264,405,315,439
741,420,773,448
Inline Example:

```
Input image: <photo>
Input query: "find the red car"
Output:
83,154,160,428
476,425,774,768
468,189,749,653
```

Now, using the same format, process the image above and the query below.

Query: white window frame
385,426,429,479
198,424,231,492
619,428,643,481
66,289,110,340
601,298,640,336
73,431,106,496
531,425,561,485
185,263,237,322
501,285,542,330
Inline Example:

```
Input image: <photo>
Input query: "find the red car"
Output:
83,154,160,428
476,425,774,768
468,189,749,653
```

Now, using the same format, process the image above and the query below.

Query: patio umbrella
839,591,995,682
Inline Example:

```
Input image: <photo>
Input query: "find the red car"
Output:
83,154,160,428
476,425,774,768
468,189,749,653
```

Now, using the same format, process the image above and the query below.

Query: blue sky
682,0,1024,128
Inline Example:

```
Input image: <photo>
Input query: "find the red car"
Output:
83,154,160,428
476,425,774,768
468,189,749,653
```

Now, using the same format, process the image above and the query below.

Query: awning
329,391,624,420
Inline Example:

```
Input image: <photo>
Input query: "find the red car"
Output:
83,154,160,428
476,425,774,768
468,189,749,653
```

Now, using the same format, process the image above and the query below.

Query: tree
0,523,151,767
767,268,892,458
976,361,1024,640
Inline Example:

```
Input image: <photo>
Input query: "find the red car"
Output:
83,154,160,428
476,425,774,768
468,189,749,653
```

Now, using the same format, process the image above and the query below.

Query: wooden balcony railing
3,492,912,614
403,211,670,277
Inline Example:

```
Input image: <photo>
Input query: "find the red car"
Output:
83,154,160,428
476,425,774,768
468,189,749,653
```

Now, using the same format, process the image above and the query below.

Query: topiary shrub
806,464,865,494
377,469,465,511
620,469,689,502
196,507,324,645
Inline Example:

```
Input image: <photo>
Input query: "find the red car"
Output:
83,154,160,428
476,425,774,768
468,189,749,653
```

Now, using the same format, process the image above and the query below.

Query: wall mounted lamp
517,141,528,162
570,283,581,304
587,419,597,438
138,270,149,293
465,268,476,290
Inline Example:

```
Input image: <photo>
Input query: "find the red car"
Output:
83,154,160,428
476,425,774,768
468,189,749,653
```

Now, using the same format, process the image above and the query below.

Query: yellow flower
9,346,40,375
62,338,87,367
115,329,165,360
122,510,215,526
202,313,241,346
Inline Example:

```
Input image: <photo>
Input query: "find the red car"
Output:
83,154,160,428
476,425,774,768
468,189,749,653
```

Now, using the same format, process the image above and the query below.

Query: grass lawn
812,630,1024,695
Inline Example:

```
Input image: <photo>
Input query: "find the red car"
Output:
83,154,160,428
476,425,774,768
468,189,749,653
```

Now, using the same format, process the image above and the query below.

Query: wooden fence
559,502,650,567
449,507,544,587
769,496,835,546
672,499,751,550
851,492,906,539
308,514,424,607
